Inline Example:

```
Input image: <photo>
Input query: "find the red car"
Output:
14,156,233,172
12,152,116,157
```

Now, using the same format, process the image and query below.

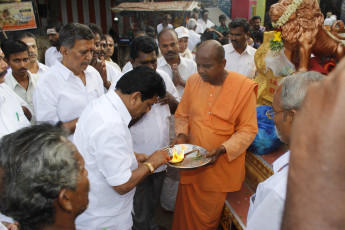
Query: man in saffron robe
171,40,258,229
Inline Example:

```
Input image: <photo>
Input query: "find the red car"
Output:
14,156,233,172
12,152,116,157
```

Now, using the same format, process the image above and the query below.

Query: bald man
172,40,258,229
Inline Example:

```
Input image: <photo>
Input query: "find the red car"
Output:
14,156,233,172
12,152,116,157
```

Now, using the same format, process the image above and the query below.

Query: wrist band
143,162,154,174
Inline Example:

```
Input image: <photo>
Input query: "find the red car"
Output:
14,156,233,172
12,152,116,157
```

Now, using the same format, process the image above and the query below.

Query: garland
272,0,304,28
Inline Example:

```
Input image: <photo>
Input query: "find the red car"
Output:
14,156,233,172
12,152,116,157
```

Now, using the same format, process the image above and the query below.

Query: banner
0,2,37,31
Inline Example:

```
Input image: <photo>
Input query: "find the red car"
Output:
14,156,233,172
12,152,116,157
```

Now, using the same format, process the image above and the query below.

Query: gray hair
280,71,325,110
0,124,78,230
187,18,197,30
59,23,94,49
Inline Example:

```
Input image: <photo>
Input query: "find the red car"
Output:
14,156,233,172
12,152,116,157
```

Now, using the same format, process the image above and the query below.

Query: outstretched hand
204,145,226,164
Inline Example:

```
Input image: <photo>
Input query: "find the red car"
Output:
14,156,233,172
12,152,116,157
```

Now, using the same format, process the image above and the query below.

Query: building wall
231,0,250,19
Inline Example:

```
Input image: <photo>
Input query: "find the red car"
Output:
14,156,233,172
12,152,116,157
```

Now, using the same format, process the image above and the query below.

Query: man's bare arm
113,150,169,195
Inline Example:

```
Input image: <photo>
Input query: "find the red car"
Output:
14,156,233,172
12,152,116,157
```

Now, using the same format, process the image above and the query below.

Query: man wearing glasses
223,18,257,79
246,71,324,230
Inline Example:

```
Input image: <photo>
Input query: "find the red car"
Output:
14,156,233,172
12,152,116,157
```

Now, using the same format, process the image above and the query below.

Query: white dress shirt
106,59,121,72
33,61,104,140
106,62,121,84
188,30,201,51
157,56,197,97
197,18,215,33
157,23,173,34
74,90,138,230
111,69,179,173
0,83,30,139
246,151,290,230
5,72,38,122
44,46,62,67
224,43,257,79
122,61,133,74
30,61,50,78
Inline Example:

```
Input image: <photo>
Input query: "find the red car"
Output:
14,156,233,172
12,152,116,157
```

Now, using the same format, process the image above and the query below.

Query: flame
170,144,187,163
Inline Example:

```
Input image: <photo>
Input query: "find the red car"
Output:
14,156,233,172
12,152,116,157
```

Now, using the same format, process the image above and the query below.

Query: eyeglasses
266,109,285,120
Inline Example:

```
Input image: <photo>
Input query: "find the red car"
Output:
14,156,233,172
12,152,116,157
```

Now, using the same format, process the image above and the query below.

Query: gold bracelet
143,162,154,174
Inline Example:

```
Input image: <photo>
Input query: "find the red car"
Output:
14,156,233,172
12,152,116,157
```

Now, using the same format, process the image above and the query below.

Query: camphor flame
170,144,187,163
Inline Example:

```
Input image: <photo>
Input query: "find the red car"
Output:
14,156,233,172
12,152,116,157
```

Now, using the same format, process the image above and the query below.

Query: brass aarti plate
163,144,211,169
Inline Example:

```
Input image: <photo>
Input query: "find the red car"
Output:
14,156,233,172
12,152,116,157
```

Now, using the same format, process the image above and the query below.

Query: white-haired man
186,18,201,52
246,71,325,230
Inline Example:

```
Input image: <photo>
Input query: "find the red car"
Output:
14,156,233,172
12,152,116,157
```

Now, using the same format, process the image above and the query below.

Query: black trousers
132,171,166,230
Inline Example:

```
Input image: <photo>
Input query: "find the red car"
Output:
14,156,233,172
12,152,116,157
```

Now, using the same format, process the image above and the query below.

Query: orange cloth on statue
172,184,227,230
175,71,258,192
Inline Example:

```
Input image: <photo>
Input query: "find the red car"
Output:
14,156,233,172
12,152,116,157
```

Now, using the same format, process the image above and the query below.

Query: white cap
175,26,189,39
47,28,57,35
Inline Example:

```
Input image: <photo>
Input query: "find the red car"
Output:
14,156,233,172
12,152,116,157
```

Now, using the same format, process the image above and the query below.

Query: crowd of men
0,8,340,230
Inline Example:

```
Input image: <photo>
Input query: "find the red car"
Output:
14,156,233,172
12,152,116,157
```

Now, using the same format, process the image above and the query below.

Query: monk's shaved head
195,40,227,85
197,40,225,62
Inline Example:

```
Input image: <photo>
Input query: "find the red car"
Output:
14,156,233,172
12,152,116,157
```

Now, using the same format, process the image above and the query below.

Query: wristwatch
143,162,154,174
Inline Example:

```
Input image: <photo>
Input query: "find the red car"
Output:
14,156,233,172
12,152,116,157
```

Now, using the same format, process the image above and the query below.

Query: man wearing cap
175,26,193,60
157,28,197,97
44,22,63,67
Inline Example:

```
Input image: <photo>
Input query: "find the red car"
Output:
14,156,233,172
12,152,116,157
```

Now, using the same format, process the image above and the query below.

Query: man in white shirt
105,34,121,72
17,32,49,78
186,18,201,52
119,36,179,230
157,14,173,34
2,40,36,124
0,48,30,140
157,28,197,97
224,18,257,79
33,23,104,140
246,71,325,230
87,23,122,88
197,9,215,34
44,22,63,67
74,66,170,230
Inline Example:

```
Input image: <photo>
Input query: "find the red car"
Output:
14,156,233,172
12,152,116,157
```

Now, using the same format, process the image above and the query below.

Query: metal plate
163,144,211,169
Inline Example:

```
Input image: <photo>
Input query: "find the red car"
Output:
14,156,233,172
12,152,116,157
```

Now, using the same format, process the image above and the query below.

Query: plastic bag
265,48,296,77
248,105,282,155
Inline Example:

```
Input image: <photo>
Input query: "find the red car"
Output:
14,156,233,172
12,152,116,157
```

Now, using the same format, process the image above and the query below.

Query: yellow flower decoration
273,31,282,42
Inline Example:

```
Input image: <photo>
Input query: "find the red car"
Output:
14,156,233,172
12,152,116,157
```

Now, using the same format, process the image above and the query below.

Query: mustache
0,69,7,76
165,50,176,55
29,52,36,57
19,68,27,71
